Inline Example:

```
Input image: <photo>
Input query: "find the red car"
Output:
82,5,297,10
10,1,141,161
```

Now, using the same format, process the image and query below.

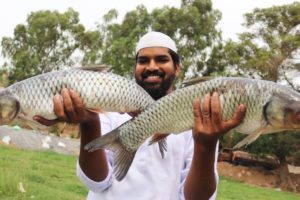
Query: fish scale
0,67,154,125
85,77,300,181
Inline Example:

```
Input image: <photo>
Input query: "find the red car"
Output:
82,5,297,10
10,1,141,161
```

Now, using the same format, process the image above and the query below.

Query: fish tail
84,129,136,181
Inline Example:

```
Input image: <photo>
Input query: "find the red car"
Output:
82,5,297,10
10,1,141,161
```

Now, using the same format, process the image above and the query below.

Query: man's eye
137,58,148,64
138,60,147,64
157,58,169,63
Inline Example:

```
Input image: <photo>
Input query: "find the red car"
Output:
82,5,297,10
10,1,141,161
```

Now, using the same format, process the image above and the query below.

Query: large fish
85,77,300,181
0,66,154,126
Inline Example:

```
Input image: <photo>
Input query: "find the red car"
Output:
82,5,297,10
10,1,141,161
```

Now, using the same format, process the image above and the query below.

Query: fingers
33,115,59,126
211,92,222,127
193,98,202,126
69,89,85,116
61,88,77,120
53,94,65,119
201,94,212,128
223,104,247,131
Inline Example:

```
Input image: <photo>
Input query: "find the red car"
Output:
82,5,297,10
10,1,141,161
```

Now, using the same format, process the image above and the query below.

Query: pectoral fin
149,133,170,159
17,114,49,133
86,108,102,113
233,129,263,149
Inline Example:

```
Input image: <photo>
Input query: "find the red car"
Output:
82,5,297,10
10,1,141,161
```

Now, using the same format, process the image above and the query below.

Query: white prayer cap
135,31,177,54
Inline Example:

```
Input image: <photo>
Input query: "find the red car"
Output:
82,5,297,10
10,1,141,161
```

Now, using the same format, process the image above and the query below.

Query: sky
0,0,298,65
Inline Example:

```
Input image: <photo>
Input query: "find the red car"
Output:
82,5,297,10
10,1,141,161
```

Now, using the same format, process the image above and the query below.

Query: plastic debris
43,136,52,143
2,135,11,144
57,142,66,148
42,141,50,149
13,125,21,130
18,182,26,193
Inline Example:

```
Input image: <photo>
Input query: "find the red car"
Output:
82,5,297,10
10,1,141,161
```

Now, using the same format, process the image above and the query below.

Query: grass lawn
217,177,300,200
0,144,299,200
0,144,87,200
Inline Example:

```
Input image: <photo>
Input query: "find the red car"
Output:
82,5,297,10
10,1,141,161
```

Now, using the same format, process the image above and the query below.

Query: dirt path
0,126,79,155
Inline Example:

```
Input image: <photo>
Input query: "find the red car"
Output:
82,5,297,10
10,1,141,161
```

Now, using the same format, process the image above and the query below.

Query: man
34,31,246,200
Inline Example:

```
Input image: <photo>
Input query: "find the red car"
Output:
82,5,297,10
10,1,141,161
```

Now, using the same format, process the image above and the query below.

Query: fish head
0,93,20,125
264,89,300,131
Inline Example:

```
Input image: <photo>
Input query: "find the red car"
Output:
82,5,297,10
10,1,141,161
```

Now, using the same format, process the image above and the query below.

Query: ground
1,126,299,194
218,161,300,193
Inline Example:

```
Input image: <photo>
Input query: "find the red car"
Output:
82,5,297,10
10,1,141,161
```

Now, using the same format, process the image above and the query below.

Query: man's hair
135,49,180,68
169,49,180,66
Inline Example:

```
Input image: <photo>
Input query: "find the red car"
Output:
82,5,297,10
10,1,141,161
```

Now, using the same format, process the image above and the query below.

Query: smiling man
134,33,180,100
35,31,246,200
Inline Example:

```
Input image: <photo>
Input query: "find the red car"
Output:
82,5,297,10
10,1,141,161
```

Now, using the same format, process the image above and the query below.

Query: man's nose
146,59,159,70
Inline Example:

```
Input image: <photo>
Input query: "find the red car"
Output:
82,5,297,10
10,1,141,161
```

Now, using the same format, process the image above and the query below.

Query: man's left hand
192,92,246,148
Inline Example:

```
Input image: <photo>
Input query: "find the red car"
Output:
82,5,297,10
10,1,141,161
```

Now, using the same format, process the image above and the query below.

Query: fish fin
158,139,168,159
79,64,111,72
181,76,214,88
17,114,49,133
149,133,169,159
86,108,102,113
233,130,263,149
84,129,136,181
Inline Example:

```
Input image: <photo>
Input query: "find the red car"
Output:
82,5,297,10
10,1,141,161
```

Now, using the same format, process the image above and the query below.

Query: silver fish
0,66,154,126
85,77,300,181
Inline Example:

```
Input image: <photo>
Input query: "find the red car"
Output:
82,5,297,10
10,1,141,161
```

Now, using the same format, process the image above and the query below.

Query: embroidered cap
135,31,177,54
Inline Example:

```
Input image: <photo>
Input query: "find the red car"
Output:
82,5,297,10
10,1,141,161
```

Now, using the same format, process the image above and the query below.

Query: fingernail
70,89,76,95
239,104,246,112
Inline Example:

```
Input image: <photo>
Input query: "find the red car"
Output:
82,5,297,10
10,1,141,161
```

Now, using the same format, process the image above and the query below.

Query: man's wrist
194,139,218,153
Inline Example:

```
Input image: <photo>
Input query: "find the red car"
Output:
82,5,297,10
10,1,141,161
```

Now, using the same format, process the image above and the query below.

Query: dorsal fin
78,64,111,72
180,76,214,88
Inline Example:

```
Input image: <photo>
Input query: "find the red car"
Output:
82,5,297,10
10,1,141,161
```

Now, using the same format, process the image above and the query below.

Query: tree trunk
276,154,297,192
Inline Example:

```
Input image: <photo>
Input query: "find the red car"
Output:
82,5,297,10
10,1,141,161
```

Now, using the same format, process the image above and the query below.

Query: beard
135,70,176,100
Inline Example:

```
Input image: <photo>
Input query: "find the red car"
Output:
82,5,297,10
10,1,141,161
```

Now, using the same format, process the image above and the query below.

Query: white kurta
77,112,218,200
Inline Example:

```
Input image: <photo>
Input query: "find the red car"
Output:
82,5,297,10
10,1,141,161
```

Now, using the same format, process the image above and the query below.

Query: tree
1,8,102,84
98,0,223,81
223,2,300,83
221,2,300,192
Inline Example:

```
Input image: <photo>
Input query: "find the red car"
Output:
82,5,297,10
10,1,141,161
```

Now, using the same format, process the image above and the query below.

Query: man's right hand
33,88,99,126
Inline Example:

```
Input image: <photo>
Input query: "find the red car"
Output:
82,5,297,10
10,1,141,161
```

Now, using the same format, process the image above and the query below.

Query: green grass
1,144,299,200
0,144,87,200
217,178,300,200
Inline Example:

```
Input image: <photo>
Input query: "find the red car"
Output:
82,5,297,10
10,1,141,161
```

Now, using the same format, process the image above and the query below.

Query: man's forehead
137,47,170,57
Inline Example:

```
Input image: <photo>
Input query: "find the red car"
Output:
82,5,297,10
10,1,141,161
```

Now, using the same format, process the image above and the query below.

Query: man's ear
175,64,180,77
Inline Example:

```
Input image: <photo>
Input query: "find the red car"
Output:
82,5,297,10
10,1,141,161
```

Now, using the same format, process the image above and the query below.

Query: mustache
141,70,165,79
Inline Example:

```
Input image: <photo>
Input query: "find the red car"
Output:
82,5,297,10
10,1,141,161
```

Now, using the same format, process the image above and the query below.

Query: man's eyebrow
156,55,170,59
137,56,148,59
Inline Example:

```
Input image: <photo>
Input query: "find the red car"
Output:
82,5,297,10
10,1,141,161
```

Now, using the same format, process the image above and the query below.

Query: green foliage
99,0,223,81
245,132,300,164
221,131,300,165
1,8,102,85
223,2,300,82
1,0,223,83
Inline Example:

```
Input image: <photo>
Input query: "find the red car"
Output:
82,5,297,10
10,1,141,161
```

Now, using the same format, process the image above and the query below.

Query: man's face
135,47,180,100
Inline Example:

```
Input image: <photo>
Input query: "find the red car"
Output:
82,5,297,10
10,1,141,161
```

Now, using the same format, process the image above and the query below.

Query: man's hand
192,92,246,147
33,88,99,126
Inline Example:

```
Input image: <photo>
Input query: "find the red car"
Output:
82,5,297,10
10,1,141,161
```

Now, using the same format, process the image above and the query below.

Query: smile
144,75,162,83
